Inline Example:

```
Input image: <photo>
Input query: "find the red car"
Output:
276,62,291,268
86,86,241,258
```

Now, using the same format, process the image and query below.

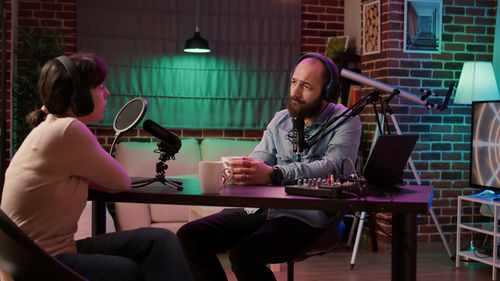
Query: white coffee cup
221,156,244,185
198,161,226,193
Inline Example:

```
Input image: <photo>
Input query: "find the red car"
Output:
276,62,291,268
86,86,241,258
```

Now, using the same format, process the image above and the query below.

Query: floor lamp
338,68,455,268
453,61,500,255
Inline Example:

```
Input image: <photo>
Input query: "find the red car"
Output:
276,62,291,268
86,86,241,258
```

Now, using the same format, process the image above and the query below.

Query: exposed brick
433,71,454,79
431,124,452,132
442,152,462,160
444,62,463,70
422,62,442,69
302,13,318,21
467,44,487,52
466,26,486,34
202,130,223,137
454,34,474,42
422,116,442,123
476,17,496,25
409,124,430,132
453,125,470,133
454,53,475,61
422,80,442,87
421,153,441,160
445,7,465,15
444,116,463,123
476,35,495,43
454,16,473,24
444,43,465,52
410,70,432,77
466,8,486,16
455,0,474,5
444,25,464,32
421,134,442,142
306,22,325,29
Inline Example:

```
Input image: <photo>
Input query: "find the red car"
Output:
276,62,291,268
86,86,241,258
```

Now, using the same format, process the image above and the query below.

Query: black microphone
292,116,307,161
143,119,181,156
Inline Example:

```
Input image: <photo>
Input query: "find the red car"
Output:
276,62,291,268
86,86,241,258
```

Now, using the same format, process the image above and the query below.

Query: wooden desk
89,178,433,281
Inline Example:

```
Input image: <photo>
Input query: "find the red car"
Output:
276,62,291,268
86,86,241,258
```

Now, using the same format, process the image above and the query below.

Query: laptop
362,134,419,191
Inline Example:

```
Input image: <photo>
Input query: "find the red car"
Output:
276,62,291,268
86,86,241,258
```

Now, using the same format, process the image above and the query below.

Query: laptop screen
362,134,419,189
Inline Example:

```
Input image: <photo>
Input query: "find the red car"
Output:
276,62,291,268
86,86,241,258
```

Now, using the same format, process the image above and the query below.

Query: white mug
221,156,244,185
198,161,226,193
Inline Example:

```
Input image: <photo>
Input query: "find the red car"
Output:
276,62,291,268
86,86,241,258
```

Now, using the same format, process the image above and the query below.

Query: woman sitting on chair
0,53,193,281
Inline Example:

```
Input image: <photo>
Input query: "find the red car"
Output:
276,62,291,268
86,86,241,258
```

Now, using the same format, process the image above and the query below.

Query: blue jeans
56,227,193,281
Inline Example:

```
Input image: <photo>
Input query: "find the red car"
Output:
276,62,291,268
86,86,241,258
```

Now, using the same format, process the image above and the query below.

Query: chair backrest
291,211,346,262
0,209,88,281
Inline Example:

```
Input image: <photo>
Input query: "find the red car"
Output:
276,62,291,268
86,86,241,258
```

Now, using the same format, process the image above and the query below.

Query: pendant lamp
184,26,210,53
184,0,210,53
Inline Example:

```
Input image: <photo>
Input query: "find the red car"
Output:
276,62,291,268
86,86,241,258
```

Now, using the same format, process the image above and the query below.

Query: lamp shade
184,26,210,53
454,61,500,104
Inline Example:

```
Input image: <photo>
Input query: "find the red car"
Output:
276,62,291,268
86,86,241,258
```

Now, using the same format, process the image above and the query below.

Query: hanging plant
12,28,65,152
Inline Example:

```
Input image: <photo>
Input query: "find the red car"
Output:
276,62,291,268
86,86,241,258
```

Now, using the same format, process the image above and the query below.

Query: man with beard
177,53,362,281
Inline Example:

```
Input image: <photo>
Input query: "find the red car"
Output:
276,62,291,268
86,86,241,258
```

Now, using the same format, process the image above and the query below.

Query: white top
1,114,130,256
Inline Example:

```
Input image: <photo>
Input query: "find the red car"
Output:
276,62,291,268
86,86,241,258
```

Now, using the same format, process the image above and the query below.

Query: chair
285,212,345,281
0,208,88,281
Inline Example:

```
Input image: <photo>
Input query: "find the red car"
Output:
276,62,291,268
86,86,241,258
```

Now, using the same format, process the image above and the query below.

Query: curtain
77,0,301,129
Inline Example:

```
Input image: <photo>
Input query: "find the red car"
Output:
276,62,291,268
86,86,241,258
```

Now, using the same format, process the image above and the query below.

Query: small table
89,179,433,281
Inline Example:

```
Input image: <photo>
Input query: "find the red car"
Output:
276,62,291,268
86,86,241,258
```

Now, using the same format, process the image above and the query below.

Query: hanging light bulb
184,25,210,53
184,0,210,54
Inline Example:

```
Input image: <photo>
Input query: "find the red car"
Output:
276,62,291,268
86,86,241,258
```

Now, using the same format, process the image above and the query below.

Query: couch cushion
200,138,260,161
150,204,190,223
115,138,201,177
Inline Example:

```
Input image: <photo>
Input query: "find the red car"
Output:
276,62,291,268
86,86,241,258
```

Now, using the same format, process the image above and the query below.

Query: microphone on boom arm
290,116,308,162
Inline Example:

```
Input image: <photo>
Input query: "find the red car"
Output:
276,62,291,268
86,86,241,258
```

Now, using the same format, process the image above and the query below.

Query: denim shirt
249,103,362,228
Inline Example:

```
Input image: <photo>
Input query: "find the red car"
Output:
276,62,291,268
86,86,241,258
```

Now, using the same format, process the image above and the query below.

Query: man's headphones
55,55,94,116
289,53,340,103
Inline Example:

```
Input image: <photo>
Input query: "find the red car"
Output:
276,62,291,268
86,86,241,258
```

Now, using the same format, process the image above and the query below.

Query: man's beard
287,95,324,118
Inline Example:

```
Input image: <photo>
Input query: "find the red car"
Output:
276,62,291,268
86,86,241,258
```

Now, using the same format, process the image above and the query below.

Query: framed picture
404,0,442,53
363,0,380,55
324,35,349,59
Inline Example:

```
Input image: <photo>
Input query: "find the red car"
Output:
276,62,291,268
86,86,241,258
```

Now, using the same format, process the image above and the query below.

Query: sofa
113,138,260,233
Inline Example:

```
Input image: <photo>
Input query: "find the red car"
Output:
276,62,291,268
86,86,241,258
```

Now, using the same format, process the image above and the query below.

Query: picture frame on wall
404,0,442,53
363,0,380,55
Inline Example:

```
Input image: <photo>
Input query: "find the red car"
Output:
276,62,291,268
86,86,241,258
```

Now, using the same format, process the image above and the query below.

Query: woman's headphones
55,55,94,116
289,53,340,103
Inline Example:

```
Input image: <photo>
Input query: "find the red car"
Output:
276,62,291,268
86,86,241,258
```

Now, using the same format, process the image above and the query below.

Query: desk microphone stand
131,145,183,190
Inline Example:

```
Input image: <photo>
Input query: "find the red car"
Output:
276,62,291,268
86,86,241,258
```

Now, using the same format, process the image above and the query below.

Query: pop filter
109,97,148,154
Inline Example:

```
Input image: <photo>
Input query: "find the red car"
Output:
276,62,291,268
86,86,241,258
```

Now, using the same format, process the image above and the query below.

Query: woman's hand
230,157,274,186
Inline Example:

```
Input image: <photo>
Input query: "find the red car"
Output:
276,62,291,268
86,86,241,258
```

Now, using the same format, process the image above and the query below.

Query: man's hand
230,156,274,186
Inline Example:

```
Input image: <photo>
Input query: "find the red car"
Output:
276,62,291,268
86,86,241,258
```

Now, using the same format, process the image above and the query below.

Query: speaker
290,53,339,103
55,55,94,116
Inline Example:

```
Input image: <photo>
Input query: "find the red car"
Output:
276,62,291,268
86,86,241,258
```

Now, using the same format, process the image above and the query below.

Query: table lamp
454,61,500,104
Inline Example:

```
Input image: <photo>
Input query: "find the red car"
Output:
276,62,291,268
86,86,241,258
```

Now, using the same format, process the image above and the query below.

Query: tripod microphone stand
131,143,183,190
347,89,455,270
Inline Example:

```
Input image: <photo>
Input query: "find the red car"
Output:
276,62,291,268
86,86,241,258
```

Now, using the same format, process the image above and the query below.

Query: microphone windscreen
143,119,181,153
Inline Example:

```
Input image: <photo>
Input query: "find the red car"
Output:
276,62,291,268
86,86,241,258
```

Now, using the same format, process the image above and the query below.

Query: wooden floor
222,242,496,281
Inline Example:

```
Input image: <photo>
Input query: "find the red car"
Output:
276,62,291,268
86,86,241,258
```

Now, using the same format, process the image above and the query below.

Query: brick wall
358,0,497,247
17,0,76,52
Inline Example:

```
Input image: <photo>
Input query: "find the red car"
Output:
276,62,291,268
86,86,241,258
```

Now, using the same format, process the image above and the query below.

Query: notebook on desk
362,134,419,192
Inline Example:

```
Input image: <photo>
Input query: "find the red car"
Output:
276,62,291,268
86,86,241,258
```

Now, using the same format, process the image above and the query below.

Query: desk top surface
89,178,433,214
